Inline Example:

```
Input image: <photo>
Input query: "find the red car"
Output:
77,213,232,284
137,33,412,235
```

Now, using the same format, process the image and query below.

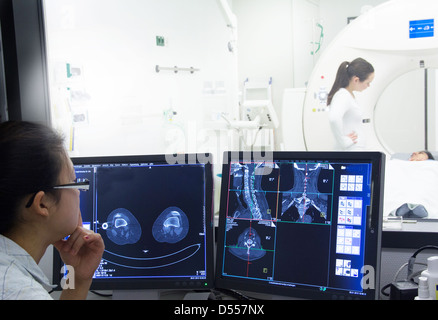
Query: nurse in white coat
327,58,375,150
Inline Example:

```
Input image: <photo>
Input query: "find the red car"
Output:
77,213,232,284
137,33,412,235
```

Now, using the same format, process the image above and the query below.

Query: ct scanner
284,0,438,154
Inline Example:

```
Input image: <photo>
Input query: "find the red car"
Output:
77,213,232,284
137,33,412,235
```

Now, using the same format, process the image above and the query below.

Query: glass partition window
43,0,238,157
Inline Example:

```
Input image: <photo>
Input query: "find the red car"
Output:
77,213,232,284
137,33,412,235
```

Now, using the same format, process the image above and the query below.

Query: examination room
1,0,438,304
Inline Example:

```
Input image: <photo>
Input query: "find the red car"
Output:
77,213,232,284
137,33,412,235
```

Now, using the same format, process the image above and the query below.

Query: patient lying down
389,203,428,219
409,151,435,161
384,155,438,219
389,151,433,218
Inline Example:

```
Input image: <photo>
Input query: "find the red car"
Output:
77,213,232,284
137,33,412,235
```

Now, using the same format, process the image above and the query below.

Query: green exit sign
156,36,165,47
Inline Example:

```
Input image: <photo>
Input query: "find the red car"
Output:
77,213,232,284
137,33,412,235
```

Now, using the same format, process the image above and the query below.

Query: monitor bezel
52,153,215,291
214,151,385,300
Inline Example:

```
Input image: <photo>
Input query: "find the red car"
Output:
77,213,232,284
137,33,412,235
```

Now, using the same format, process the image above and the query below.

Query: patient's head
409,151,435,161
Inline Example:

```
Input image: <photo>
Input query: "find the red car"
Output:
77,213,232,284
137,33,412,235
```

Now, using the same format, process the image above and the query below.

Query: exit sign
156,36,166,47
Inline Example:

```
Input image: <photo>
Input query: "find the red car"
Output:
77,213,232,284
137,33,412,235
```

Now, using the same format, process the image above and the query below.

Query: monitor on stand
53,153,215,299
215,151,385,300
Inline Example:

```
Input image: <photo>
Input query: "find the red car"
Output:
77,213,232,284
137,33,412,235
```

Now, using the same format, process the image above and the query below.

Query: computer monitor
53,154,214,291
215,151,385,300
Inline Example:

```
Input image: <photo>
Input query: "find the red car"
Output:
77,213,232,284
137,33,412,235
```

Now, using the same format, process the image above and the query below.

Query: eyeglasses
25,179,90,208
52,179,90,191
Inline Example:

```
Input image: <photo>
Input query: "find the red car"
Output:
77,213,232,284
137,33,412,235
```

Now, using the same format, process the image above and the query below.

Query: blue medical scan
228,227,266,261
75,161,209,281
103,208,142,245
219,156,377,296
152,207,189,244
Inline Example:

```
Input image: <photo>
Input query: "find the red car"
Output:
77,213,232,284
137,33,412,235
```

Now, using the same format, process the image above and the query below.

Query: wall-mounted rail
155,65,200,74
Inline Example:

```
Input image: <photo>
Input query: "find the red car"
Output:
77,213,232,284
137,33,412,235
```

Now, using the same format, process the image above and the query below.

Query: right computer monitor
215,151,385,300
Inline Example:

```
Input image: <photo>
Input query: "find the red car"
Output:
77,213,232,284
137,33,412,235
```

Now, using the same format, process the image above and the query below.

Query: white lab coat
328,88,366,151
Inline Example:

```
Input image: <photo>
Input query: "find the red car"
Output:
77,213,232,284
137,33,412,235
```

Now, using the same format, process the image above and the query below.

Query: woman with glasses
0,121,104,300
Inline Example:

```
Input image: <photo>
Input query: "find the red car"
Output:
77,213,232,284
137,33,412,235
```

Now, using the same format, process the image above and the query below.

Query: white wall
232,0,294,106
232,0,322,149
319,0,387,50
291,0,321,88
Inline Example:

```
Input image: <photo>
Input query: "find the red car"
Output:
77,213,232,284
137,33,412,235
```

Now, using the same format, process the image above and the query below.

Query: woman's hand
53,218,104,300
54,226,104,282
347,131,358,144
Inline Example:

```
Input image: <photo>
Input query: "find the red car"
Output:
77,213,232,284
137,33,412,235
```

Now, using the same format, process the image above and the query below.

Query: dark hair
424,151,435,160
0,121,66,234
327,58,374,106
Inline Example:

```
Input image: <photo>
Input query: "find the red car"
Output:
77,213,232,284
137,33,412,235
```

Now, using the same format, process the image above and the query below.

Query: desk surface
383,219,438,248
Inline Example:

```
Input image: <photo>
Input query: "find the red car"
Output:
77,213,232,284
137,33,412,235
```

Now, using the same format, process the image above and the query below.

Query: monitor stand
112,290,162,300
183,291,212,300
112,290,212,300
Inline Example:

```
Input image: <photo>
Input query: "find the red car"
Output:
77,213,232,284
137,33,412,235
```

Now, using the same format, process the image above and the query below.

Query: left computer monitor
53,154,214,291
